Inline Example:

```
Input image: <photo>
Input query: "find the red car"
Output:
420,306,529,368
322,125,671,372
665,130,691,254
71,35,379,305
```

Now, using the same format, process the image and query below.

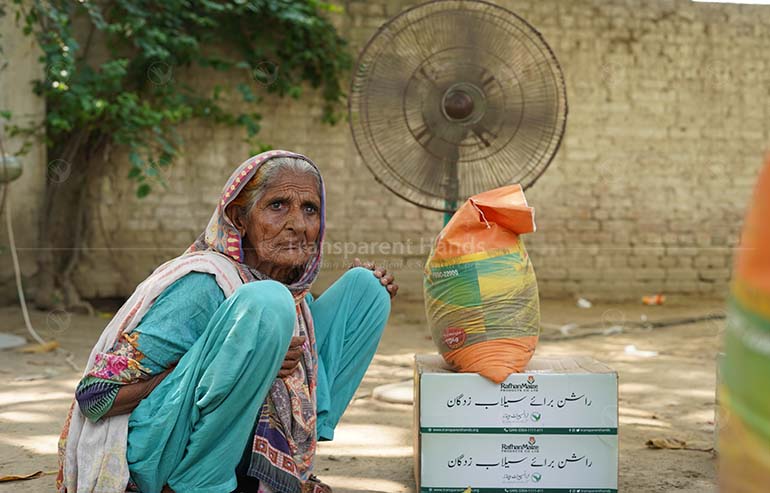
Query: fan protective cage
349,0,568,212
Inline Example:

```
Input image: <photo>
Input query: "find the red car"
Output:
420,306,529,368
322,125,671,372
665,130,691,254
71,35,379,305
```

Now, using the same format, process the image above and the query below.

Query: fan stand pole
442,206,456,225
443,148,460,226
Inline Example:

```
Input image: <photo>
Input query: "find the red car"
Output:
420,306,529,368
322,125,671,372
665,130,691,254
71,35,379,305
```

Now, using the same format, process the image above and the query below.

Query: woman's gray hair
228,156,322,223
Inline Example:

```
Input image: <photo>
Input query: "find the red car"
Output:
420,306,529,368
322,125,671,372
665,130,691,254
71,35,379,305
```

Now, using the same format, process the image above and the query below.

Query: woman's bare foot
302,474,332,493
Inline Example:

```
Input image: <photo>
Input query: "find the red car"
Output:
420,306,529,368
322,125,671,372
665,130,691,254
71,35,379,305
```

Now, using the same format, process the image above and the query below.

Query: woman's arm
101,366,173,418
76,272,226,422
75,345,156,422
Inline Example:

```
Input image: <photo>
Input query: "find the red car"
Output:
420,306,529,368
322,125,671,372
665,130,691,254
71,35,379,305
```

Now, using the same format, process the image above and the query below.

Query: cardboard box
421,433,619,491
414,354,619,492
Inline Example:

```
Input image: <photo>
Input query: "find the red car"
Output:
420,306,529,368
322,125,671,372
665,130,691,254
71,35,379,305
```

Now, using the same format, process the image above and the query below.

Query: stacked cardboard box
414,354,618,492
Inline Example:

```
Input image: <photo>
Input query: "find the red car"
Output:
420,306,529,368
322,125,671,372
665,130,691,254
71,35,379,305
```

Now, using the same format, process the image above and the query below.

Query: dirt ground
0,296,724,492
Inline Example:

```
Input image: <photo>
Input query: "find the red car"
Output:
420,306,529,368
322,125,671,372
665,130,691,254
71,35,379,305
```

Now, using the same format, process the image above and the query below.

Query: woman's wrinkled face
237,169,321,279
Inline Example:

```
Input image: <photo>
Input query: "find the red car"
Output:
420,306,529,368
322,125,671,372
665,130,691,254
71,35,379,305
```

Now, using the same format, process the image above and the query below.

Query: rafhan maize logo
501,437,540,454
501,375,538,392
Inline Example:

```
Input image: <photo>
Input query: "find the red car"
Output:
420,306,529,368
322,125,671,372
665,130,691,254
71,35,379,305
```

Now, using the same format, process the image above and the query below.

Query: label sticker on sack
442,327,467,349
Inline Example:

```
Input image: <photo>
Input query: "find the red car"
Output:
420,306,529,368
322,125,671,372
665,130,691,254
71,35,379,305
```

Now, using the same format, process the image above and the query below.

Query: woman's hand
350,258,398,299
279,336,306,378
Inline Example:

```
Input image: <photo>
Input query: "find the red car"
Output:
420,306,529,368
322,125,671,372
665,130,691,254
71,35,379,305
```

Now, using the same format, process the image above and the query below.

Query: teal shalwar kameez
77,267,389,493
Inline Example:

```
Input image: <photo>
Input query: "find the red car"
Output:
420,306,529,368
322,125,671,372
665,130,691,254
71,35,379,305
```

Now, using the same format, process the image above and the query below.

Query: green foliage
4,0,351,197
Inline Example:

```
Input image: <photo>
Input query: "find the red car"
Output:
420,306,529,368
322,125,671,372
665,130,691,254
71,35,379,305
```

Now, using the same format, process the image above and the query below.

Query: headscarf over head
187,149,326,298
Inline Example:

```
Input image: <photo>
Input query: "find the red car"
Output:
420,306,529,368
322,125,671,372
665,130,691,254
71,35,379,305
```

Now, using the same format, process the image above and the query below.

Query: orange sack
423,184,540,383
718,154,770,490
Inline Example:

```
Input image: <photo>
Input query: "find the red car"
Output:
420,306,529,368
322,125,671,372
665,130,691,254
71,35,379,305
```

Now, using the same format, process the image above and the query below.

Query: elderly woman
57,150,397,493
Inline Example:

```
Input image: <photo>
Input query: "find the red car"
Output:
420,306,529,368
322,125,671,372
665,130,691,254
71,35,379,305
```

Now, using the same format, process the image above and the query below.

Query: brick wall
71,0,769,302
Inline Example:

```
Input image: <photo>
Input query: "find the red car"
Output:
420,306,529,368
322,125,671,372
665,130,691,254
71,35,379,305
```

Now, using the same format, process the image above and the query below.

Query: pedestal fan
349,0,568,216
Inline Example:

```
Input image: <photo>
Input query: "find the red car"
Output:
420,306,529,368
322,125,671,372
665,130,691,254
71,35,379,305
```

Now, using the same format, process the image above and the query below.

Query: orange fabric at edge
734,153,770,294
444,336,539,384
431,185,535,262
